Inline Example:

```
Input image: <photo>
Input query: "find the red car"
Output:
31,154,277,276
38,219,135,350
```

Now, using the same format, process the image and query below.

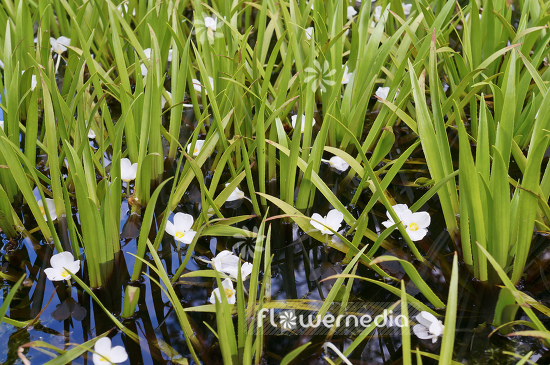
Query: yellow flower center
40,206,45,215
224,288,234,298
194,148,199,155
98,356,111,363
175,231,185,239
61,270,70,278
409,223,419,231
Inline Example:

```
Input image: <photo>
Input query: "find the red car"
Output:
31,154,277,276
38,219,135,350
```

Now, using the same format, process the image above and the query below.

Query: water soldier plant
1,0,550,363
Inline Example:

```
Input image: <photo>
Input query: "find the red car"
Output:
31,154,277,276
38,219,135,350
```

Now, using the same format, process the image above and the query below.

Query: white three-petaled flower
187,139,205,157
210,278,236,304
50,36,71,54
204,16,218,31
44,252,80,282
341,65,353,85
347,6,357,19
413,311,444,343
38,198,57,221
93,337,128,365
403,3,413,17
225,183,245,202
120,158,138,182
212,250,253,280
375,86,390,101
321,156,349,172
382,203,430,241
165,212,197,245
310,209,344,235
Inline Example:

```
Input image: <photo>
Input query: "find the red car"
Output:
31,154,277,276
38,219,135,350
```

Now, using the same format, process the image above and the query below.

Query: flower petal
412,324,432,340
429,320,444,337
94,337,112,356
416,311,438,328
241,262,253,280
407,227,427,241
411,211,431,228
221,278,234,291
392,204,411,217
174,212,194,232
108,346,129,363
50,252,76,270
326,209,344,231
310,213,325,231
44,267,64,281
165,220,175,236
120,158,131,172
65,260,81,275
213,251,240,277
381,219,395,229
180,230,197,244
209,288,221,304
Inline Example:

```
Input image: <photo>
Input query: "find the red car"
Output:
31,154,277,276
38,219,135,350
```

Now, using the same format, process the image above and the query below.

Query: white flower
186,139,205,157
209,278,236,304
50,36,71,54
375,87,399,101
139,48,152,76
291,114,315,133
140,62,148,76
38,198,57,221
305,27,313,40
347,6,357,19
44,252,80,281
161,91,171,108
212,250,253,280
322,156,349,172
194,15,224,43
375,86,390,101
204,16,218,31
341,65,352,85
413,311,444,343
93,337,128,365
88,128,96,139
192,77,214,95
382,204,430,241
165,212,197,245
0,120,3,130
167,49,173,62
225,183,245,202
373,6,382,22
143,48,151,59
310,209,344,235
120,158,138,182
0,59,3,69
403,3,412,17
